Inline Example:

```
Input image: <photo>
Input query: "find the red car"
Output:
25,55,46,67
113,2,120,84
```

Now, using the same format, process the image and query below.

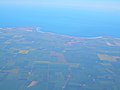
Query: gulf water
0,7,120,37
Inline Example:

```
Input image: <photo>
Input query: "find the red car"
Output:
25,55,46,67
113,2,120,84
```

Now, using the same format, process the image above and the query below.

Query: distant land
0,27,120,38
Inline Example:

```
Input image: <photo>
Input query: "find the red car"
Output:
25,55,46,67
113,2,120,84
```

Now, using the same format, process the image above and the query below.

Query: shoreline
0,26,119,39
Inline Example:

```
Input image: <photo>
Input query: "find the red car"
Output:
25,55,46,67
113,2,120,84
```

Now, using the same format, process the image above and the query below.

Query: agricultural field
0,27,120,90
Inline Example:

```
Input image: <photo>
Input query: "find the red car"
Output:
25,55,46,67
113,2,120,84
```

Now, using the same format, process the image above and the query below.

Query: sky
0,0,120,11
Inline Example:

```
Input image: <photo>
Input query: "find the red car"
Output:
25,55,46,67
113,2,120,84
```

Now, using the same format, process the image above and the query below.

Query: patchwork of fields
0,27,120,90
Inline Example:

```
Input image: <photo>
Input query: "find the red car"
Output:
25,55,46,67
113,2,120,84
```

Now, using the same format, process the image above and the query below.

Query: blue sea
0,7,120,37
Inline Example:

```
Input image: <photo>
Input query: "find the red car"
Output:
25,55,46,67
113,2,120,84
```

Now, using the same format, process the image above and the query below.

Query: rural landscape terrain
0,27,120,90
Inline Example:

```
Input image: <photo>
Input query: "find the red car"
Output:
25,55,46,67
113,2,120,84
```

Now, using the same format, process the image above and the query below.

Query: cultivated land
0,27,120,90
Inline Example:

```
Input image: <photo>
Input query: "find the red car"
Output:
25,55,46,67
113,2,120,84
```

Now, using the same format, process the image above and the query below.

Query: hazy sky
0,0,120,11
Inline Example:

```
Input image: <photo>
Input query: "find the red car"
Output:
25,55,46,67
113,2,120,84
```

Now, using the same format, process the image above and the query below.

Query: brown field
98,54,120,62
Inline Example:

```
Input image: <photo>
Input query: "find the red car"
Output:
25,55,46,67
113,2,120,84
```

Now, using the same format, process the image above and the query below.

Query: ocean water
0,7,120,37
